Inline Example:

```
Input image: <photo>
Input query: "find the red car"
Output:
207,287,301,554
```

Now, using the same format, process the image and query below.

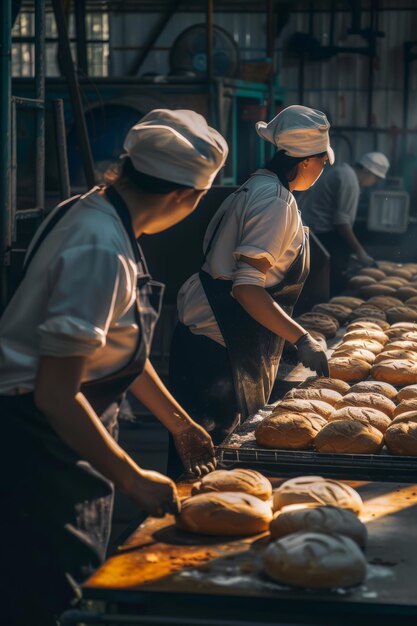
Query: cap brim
327,145,335,165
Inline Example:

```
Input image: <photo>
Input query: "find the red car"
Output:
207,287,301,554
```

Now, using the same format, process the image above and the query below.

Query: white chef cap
358,152,390,179
123,109,228,190
256,105,334,164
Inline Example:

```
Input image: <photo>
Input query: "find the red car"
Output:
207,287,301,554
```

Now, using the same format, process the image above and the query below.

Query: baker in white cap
167,105,332,477
0,108,228,624
297,150,390,294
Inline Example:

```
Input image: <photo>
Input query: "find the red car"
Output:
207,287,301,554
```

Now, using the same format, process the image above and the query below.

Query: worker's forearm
35,390,142,493
129,359,193,434
335,223,364,255
232,284,306,344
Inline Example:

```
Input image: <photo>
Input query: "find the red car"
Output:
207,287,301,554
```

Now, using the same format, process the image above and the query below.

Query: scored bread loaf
297,312,339,338
334,391,395,418
390,322,417,330
299,376,351,394
349,275,376,289
393,398,417,418
314,419,384,454
346,320,387,332
269,505,367,548
406,296,417,307
331,348,376,364
359,283,396,298
263,532,367,589
374,350,417,365
329,357,371,383
191,469,272,501
371,359,417,385
283,387,342,407
395,286,417,302
384,266,414,279
337,339,383,355
386,306,417,324
349,380,397,399
272,476,363,514
342,329,388,345
347,317,390,331
385,340,417,353
270,398,334,420
176,492,272,535
396,384,417,402
255,413,327,450
358,267,386,280
380,277,408,287
391,411,417,425
367,296,403,310
329,296,364,308
384,422,417,456
349,305,387,321
328,406,391,433
312,303,352,323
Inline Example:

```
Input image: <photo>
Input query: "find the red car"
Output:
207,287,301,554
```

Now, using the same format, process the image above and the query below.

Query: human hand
356,250,376,267
295,332,329,377
173,422,217,477
127,469,180,518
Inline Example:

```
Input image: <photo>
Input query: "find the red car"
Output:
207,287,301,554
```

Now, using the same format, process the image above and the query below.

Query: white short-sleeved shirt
297,163,360,233
0,189,140,395
178,169,304,346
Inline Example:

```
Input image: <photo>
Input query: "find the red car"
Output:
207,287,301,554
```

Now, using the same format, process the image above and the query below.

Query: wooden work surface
84,478,417,617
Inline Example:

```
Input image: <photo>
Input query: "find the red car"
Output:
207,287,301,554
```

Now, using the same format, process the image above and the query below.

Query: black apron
199,180,310,421
0,186,163,624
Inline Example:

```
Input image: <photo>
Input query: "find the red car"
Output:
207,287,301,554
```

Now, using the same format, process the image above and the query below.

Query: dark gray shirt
297,163,360,233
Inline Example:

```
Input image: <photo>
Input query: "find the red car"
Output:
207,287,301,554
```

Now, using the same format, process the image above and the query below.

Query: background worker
297,151,390,294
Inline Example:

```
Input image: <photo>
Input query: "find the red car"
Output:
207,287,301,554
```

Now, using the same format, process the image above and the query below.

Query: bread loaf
329,357,371,383
396,384,417,402
358,267,386,280
328,406,391,433
283,387,343,407
359,283,396,298
385,340,417,353
255,413,327,450
402,331,417,342
386,306,417,324
312,303,351,323
384,266,413,279
393,398,417,418
384,422,417,456
374,350,417,365
349,275,376,289
347,318,390,331
380,277,408,287
391,411,417,425
297,312,339,338
405,296,417,307
314,419,384,454
272,476,363,514
329,296,364,308
395,286,417,302
191,469,272,501
349,380,397,399
349,305,387,321
346,320,387,333
269,505,367,548
176,492,272,535
334,391,395,418
367,296,403,310
263,533,367,588
331,348,376,364
338,339,383,355
390,322,417,330
270,399,334,420
342,329,388,345
299,376,351,394
371,359,417,385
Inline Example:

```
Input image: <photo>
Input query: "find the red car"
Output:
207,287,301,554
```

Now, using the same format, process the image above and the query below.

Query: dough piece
335,392,395,418
314,420,384,454
329,406,391,433
255,413,327,450
312,303,351,323
329,357,371,383
347,317,390,331
385,340,417,353
384,422,417,456
358,267,386,280
337,339,383,355
371,359,417,385
176,492,272,535
396,286,417,301
386,306,417,324
329,296,364,308
374,350,417,365
297,312,339,339
270,505,368,548
396,384,417,402
349,305,387,321
270,399,334,420
331,348,376,365
191,469,272,501
349,275,376,289
283,387,343,407
367,296,403,310
349,380,397,399
263,533,367,589
391,411,417,425
359,283,396,298
299,376,351,394
346,320,386,332
342,329,388,345
393,399,417,418
272,476,363,514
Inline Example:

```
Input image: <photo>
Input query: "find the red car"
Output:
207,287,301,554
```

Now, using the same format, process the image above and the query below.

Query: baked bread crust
314,419,384,454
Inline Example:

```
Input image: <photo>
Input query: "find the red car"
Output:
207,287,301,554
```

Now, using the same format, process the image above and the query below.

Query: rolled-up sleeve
37,244,133,356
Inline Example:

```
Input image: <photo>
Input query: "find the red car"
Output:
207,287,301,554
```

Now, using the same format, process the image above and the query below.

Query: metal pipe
74,0,88,75
53,99,71,200
206,0,214,123
35,0,45,212
52,0,96,188
266,0,276,160
11,98,17,243
0,0,12,309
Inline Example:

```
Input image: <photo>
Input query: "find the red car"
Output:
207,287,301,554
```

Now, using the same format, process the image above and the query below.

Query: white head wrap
358,152,390,179
123,109,228,190
256,105,334,164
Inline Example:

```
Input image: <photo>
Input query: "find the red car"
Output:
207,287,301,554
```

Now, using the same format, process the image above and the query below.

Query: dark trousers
316,231,351,296
167,323,239,478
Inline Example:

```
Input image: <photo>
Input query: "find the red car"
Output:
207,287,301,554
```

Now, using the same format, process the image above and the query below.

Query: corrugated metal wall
109,5,417,171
